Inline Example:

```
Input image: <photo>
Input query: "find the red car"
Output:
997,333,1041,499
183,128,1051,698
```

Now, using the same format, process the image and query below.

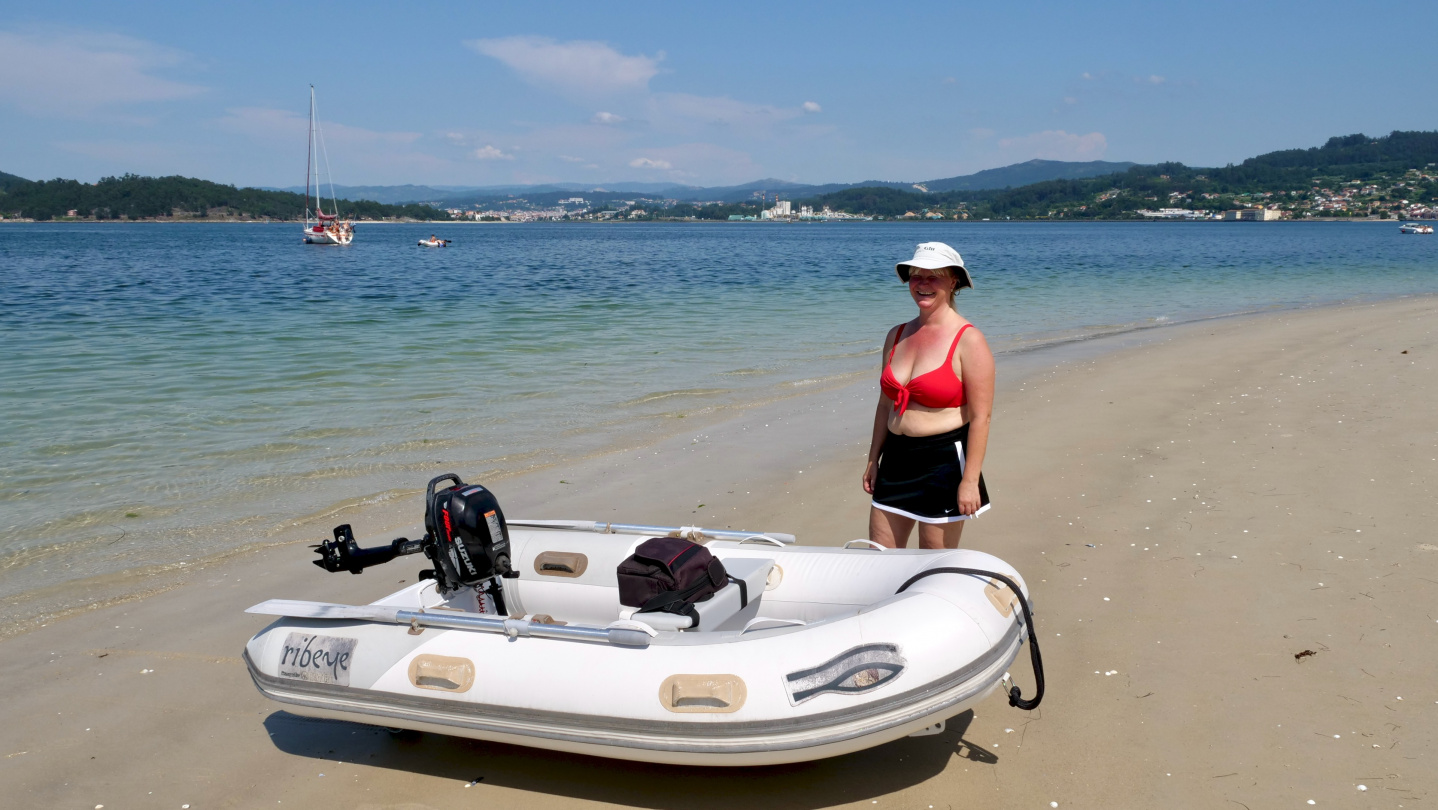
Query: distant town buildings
1220,208,1282,221
421,165,1436,222
1136,208,1210,219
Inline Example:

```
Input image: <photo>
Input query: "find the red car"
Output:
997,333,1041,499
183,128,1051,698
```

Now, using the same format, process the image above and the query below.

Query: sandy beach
2,295,1434,809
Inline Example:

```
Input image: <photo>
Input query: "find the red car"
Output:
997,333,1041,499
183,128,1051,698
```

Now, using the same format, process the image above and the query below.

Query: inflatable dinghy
417,238,449,247
243,477,1042,766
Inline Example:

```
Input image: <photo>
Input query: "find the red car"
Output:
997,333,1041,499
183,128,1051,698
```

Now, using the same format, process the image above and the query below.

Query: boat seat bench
618,557,772,632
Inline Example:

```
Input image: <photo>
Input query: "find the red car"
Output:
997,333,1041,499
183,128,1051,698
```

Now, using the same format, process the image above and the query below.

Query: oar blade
246,599,401,623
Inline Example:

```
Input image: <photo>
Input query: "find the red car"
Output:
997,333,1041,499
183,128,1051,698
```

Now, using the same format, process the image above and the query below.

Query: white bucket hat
895,242,973,290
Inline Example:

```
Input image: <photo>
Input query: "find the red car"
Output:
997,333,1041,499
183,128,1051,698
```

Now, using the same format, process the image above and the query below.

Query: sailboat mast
306,86,315,224
314,96,339,221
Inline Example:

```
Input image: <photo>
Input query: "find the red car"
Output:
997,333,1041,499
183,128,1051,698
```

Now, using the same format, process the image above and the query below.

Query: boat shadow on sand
263,709,997,808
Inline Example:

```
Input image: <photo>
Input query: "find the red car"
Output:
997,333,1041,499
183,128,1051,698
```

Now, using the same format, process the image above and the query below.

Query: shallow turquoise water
1,221,1433,594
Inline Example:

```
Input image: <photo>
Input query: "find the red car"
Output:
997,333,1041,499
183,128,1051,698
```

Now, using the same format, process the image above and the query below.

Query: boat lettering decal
278,632,357,686
785,643,906,705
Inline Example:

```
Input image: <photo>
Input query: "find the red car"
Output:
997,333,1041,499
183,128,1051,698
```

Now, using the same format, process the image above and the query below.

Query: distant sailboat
303,86,353,245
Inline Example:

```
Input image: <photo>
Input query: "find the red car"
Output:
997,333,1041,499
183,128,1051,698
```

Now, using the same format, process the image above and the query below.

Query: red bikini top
880,323,971,416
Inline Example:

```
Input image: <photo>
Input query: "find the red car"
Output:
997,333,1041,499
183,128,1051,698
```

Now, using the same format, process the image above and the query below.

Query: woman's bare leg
917,520,965,550
869,508,915,549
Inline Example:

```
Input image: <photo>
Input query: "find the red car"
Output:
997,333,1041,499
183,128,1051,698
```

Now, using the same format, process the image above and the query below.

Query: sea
1,221,1434,608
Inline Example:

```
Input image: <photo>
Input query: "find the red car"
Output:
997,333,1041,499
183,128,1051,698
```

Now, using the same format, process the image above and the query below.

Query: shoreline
1,294,1433,807
6,291,1436,636
4,217,1417,224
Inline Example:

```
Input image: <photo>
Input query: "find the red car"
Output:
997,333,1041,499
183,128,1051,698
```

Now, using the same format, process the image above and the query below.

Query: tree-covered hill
0,170,30,193
922,159,1137,192
1245,131,1438,170
797,131,1438,220
0,173,449,221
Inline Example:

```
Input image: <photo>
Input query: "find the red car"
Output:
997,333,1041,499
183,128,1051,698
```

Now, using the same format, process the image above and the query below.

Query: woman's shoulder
955,320,993,357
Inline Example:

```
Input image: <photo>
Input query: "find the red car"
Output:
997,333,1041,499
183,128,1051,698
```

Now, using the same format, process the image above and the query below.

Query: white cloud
558,155,586,163
466,36,660,94
1080,71,1094,80
461,36,833,180
997,130,1108,161
621,143,763,184
1144,74,1166,85
474,145,514,160
1063,96,1078,105
0,30,204,116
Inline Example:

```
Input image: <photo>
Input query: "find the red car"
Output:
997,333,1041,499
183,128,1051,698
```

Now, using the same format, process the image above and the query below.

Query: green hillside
0,170,30,193
798,131,1438,220
922,159,1137,192
0,173,449,221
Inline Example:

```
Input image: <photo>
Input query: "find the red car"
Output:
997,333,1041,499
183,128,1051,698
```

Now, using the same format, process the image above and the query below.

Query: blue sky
1,2,1433,188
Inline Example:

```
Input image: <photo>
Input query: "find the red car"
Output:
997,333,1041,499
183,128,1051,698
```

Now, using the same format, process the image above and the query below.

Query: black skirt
872,424,991,524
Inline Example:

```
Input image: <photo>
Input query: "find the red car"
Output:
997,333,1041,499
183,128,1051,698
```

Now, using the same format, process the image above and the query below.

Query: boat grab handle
738,535,786,547
605,619,659,637
843,539,887,551
658,674,747,713
742,617,807,633
896,568,1045,710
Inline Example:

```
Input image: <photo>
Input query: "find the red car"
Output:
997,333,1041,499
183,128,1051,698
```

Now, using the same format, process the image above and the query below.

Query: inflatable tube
244,528,1036,765
417,239,448,247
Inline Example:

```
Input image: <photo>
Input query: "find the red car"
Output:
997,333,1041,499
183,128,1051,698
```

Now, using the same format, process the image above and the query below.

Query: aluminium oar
506,519,796,544
245,599,652,647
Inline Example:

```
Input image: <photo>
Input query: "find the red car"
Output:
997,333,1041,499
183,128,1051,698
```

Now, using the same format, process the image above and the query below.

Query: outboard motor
311,473,515,613
423,473,513,594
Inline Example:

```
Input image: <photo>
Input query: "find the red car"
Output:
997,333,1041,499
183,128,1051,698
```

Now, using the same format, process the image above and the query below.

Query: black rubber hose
896,567,1045,710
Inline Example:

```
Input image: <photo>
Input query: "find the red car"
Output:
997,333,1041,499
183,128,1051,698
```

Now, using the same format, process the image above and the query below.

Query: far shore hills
3,130,1435,224
0,214,1407,225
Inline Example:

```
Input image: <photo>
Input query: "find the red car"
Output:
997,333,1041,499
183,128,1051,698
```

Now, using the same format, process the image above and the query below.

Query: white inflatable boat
417,238,449,247
244,483,1042,766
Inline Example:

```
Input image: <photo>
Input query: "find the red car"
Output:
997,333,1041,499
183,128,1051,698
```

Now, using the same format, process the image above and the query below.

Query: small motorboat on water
418,238,450,248
243,475,1043,766
1399,222,1434,234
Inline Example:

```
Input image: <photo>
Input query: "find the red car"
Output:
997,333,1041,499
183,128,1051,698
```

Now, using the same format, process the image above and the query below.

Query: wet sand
1,296,1435,808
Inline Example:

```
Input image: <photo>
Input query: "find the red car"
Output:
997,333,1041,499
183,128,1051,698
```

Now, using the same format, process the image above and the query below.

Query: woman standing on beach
862,242,995,549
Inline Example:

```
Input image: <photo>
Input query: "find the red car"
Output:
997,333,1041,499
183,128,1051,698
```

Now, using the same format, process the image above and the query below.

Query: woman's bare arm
956,328,994,514
863,327,899,493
